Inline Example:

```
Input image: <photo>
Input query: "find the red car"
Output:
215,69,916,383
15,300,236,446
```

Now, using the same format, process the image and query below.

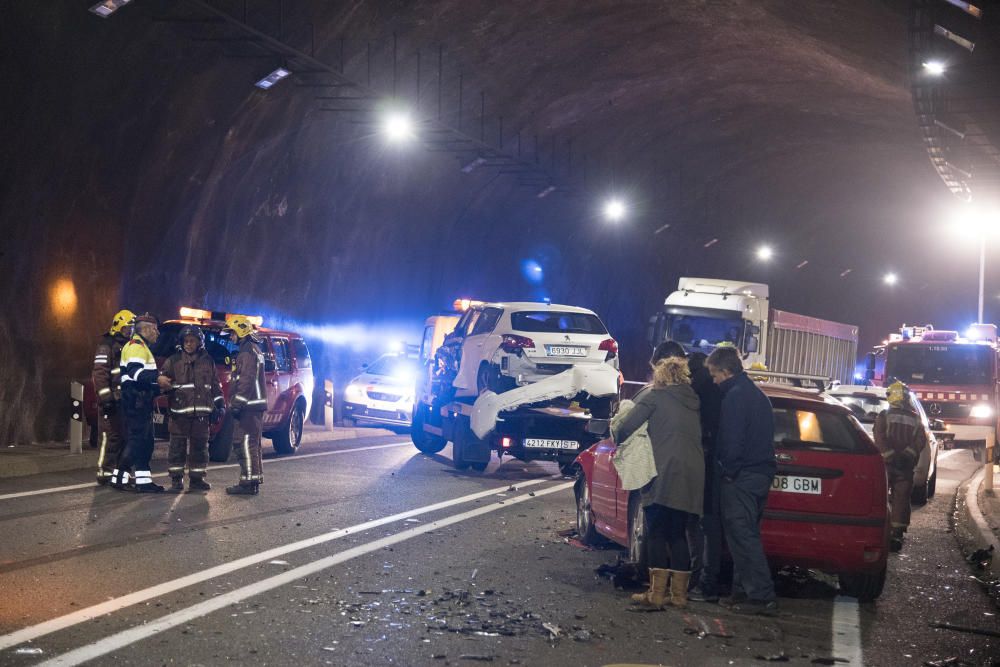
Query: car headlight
345,384,366,402
970,404,994,419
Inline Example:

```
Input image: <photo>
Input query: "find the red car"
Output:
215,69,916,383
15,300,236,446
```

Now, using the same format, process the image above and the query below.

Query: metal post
70,381,84,454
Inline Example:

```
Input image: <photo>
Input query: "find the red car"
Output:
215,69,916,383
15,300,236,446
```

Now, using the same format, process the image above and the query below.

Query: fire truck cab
873,323,999,456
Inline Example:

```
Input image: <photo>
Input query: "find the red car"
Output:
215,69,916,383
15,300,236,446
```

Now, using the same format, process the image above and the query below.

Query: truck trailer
648,277,859,384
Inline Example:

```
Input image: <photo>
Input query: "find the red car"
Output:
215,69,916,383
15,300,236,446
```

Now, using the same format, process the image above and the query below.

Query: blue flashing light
521,259,544,285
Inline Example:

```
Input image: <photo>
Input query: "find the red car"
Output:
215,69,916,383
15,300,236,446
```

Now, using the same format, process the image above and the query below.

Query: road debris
682,614,734,639
268,560,289,565
14,648,44,655
542,622,562,639
459,655,495,662
754,653,790,662
929,621,1000,638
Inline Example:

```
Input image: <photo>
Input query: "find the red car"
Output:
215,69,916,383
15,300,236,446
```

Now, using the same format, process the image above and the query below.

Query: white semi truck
648,277,859,384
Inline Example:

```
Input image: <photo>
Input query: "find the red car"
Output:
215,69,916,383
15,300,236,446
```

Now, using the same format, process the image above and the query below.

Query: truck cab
649,277,767,363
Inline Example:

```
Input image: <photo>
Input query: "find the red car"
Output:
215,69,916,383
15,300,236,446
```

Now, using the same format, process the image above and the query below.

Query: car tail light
500,334,535,353
599,338,618,360
863,546,884,563
501,436,514,449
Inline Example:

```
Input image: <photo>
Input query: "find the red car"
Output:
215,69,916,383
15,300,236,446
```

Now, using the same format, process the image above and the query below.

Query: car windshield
152,323,236,366
885,344,994,386
831,394,889,424
772,405,867,452
365,354,419,383
665,313,743,353
511,311,607,334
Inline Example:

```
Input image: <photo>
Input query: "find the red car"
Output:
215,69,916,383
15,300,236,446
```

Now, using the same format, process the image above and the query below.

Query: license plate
771,475,821,494
524,438,579,450
546,345,587,357
152,413,165,424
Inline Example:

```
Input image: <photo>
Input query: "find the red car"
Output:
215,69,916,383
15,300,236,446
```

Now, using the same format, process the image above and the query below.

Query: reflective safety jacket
92,333,128,403
230,338,267,413
120,334,160,392
874,406,927,467
161,348,224,418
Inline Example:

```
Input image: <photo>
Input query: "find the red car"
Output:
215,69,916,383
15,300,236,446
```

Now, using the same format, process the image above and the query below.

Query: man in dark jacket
92,309,134,485
706,346,777,615
158,325,224,492
224,315,268,496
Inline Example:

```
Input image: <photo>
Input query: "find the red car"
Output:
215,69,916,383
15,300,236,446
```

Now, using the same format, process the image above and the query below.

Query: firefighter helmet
224,314,257,341
887,381,907,407
109,309,136,336
178,324,205,349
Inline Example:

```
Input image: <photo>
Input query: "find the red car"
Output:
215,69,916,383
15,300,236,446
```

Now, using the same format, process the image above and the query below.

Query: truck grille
921,401,973,419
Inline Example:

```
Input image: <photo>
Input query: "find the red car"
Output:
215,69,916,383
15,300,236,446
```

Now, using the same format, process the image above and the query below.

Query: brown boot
630,568,670,608
668,570,691,608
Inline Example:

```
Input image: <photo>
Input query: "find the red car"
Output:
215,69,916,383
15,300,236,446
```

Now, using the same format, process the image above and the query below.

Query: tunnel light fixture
883,272,899,286
923,60,947,76
89,0,132,17
602,198,627,223
756,245,774,262
461,156,487,173
255,68,291,90
381,110,417,144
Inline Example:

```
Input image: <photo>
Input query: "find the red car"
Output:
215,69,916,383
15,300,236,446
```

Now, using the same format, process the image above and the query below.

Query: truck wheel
575,472,602,545
839,567,887,601
209,412,235,463
411,402,447,454
272,402,305,455
628,495,649,573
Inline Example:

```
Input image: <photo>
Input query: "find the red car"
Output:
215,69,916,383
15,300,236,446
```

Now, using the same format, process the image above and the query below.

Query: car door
264,337,293,429
588,438,619,524
455,307,503,391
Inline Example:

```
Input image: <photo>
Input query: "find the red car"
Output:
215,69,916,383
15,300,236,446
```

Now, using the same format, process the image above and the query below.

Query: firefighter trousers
117,386,156,487
168,416,209,480
96,407,125,481
888,466,915,531
232,411,264,486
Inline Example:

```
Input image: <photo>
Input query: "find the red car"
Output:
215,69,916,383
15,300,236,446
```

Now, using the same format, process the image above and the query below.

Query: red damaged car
574,383,889,601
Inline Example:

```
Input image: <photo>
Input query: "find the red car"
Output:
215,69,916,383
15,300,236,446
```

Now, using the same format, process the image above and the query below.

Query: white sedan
826,384,940,504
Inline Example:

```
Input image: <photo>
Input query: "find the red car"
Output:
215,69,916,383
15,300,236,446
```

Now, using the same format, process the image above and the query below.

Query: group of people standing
91,310,267,496
611,342,779,616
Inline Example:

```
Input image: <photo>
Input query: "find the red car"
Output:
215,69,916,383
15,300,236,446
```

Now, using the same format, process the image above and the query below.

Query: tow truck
410,301,616,473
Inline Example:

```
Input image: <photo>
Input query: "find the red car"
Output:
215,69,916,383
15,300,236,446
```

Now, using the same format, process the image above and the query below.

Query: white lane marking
35,481,574,667
0,442,411,502
0,476,555,651
831,595,863,666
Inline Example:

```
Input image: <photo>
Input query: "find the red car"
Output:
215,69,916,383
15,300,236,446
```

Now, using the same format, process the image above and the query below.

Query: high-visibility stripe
189,468,207,473
233,396,248,404
174,384,196,389
242,435,252,480
111,368,121,375
97,434,107,469
168,467,185,472
247,399,267,406
98,388,112,397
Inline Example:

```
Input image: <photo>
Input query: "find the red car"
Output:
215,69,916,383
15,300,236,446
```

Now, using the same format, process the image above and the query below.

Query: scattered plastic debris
268,560,289,565
542,622,562,639
923,658,968,667
14,648,44,655
573,629,592,642
459,655,495,662
754,653,790,662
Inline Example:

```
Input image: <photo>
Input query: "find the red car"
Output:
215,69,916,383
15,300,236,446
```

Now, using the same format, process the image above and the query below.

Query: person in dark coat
613,357,704,609
706,346,777,615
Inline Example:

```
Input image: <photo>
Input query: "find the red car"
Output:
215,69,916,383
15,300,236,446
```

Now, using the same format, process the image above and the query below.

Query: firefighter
112,313,164,493
874,381,928,551
92,309,135,485
158,325,224,492
224,315,267,496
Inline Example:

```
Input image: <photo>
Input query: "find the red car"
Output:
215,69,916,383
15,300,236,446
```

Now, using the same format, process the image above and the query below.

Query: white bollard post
69,381,84,454
324,380,335,432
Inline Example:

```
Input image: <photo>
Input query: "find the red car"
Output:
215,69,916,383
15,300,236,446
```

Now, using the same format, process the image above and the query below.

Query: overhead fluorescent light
89,0,132,18
256,68,291,90
461,156,487,173
536,185,556,199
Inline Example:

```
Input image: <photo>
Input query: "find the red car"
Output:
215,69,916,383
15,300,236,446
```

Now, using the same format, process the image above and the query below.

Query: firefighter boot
890,527,905,552
226,481,259,496
168,477,184,493
188,478,211,492
630,568,670,608
668,570,691,608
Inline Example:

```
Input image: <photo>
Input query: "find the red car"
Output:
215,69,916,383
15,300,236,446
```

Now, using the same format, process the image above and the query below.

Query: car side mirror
586,419,610,437
264,359,276,373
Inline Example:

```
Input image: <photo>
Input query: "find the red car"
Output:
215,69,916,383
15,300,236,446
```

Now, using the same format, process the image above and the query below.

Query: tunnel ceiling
2,0,999,442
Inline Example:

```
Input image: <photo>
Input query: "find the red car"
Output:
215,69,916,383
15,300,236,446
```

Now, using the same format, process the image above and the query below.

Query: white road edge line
36,481,574,667
0,476,557,651
0,441,412,502
831,595,863,666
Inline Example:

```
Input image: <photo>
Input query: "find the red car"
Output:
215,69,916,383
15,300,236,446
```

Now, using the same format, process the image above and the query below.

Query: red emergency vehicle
872,323,999,453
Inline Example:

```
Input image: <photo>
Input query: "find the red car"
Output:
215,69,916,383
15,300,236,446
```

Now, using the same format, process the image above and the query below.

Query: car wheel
911,474,929,505
208,412,235,463
628,495,649,573
410,402,447,454
575,473,601,545
272,401,304,455
838,566,887,601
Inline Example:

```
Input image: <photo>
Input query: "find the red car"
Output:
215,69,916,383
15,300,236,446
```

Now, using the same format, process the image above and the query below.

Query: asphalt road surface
0,434,997,666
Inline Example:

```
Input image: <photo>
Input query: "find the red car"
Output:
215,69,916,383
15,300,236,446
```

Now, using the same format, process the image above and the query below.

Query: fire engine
869,323,999,455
